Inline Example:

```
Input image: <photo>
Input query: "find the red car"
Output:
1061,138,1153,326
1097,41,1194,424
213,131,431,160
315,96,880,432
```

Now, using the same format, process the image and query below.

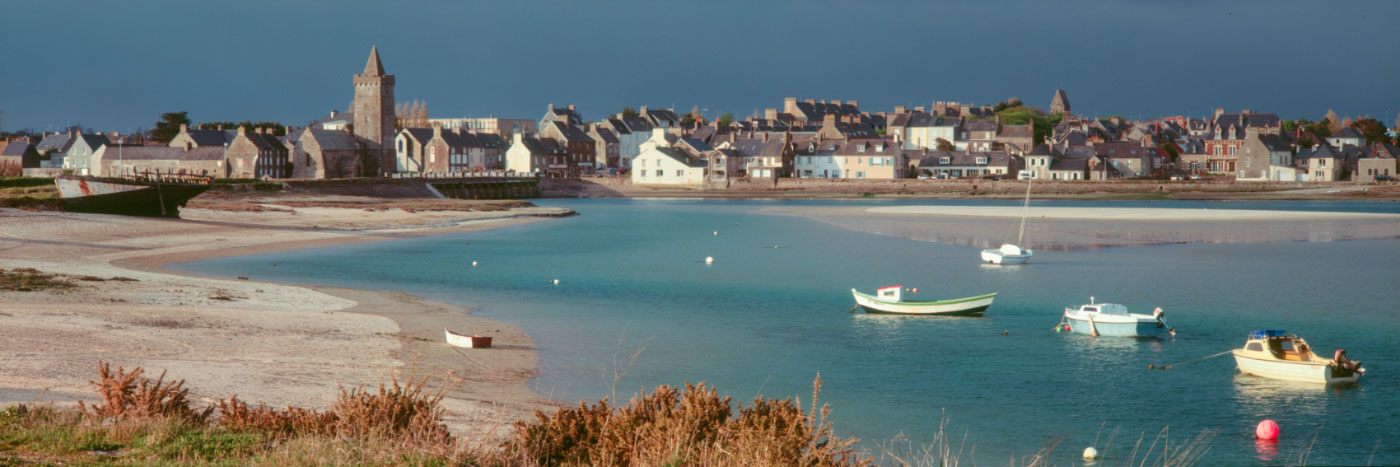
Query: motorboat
1232,330,1362,384
1058,297,1170,338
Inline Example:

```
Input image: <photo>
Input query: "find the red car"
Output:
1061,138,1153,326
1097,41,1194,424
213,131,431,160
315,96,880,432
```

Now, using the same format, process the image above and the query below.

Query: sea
173,198,1400,466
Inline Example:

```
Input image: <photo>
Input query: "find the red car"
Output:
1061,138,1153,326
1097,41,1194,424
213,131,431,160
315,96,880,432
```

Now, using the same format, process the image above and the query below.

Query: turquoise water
175,199,1400,465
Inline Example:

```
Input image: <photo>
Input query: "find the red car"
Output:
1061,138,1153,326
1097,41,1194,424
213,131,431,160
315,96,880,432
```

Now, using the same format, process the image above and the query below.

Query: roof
403,128,434,144
1093,142,1150,159
835,139,901,157
917,151,1014,168
998,124,1032,139
306,129,359,151
1214,113,1280,131
680,138,714,153
77,134,111,151
963,120,998,132
184,128,231,146
1331,127,1363,140
1297,144,1341,160
591,127,620,144
1049,157,1088,171
1,141,35,156
1368,143,1400,159
1028,144,1053,156
363,45,386,76
648,146,706,167
520,136,565,155
550,121,594,143
102,146,225,161
36,133,74,152
474,133,505,148
1255,134,1292,152
689,125,717,143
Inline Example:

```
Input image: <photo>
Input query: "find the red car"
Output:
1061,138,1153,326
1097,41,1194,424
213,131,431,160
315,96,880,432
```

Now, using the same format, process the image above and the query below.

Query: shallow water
176,199,1400,465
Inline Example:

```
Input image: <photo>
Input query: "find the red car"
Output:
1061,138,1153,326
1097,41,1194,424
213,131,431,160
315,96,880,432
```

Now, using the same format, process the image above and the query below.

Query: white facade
794,154,842,178
393,133,422,172
504,133,541,174
631,147,705,186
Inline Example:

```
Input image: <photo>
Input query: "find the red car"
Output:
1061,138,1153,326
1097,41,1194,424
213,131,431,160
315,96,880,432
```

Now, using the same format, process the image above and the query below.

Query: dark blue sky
3,0,1398,134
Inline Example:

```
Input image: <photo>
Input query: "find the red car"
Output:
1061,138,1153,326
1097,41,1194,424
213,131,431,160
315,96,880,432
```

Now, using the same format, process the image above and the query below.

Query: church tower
353,45,396,176
1049,89,1071,116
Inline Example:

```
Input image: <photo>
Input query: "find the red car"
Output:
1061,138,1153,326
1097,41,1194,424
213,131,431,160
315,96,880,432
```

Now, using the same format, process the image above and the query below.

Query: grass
1,361,1227,466
0,177,60,210
0,268,80,292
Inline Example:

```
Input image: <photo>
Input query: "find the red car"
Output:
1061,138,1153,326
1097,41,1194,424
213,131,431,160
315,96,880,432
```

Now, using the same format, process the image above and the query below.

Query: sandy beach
762,205,1400,250
0,199,573,442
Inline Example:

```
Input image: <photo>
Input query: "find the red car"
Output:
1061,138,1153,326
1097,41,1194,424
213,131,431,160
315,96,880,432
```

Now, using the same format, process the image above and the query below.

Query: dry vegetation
0,177,60,210
0,268,137,292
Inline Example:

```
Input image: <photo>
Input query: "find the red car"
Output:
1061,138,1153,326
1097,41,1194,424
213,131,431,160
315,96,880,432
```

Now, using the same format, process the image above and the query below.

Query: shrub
78,361,210,423
331,370,455,446
216,395,337,438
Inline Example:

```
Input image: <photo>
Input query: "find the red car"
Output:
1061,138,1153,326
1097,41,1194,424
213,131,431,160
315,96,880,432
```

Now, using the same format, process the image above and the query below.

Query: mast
1016,176,1032,245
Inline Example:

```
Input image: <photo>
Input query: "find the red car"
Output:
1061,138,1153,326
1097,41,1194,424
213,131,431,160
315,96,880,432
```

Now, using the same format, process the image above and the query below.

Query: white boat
444,329,492,348
981,176,1033,265
1058,297,1170,338
851,285,996,316
1232,330,1363,384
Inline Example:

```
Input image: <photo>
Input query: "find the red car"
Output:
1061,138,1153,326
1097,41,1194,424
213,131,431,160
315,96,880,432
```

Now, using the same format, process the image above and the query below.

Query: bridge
390,172,541,199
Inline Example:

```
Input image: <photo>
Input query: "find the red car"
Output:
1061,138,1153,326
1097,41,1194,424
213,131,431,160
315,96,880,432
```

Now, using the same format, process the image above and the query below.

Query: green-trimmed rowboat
851,285,996,316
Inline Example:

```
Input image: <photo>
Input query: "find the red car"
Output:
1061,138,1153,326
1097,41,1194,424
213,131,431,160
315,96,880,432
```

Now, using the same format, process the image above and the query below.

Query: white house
631,146,706,186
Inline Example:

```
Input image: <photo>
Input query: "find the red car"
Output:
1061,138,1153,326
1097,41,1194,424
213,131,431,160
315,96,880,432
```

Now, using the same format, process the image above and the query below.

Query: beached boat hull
55,176,210,218
1063,315,1166,338
851,289,996,316
444,329,492,348
1233,352,1359,384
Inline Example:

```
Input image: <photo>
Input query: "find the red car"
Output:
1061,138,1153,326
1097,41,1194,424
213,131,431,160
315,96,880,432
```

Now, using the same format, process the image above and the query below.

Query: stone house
995,124,1034,154
1357,143,1398,180
225,127,289,178
1295,144,1343,182
705,148,746,185
1237,128,1295,181
639,106,681,128
418,125,500,173
90,145,225,177
1093,142,1156,177
585,124,621,171
960,119,1000,151
631,146,705,186
711,132,793,180
540,104,584,128
539,121,596,176
598,116,653,170
289,128,361,179
1177,138,1210,174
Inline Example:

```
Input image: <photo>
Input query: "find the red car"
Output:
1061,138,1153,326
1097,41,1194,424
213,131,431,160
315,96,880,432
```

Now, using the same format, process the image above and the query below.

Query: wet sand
0,203,572,442
761,205,1400,251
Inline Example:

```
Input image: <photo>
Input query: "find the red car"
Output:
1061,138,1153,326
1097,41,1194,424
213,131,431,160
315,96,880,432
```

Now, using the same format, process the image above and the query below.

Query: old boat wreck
55,172,214,218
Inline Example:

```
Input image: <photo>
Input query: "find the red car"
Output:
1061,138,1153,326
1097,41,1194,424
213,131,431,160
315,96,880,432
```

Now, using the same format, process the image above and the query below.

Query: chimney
547,104,554,113
915,106,926,113
805,99,816,105
895,105,906,114
432,122,442,139
568,105,575,111
823,114,836,127
849,100,859,108
784,97,798,113
184,141,192,151
237,126,246,136
765,108,778,121
179,123,188,134
640,105,648,114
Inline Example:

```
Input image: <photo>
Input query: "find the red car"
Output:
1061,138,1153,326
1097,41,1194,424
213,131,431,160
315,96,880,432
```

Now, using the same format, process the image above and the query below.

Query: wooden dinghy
851,285,996,316
444,329,492,348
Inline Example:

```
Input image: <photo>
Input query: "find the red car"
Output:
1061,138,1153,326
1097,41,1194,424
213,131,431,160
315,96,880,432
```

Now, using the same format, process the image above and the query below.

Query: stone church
353,46,396,176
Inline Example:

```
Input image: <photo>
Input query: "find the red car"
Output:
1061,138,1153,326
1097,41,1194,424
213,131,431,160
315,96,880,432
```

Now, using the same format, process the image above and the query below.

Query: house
0,140,41,175
918,150,1019,179
995,124,1034,154
505,132,567,176
539,121,596,176
1093,142,1156,177
225,126,290,178
598,115,654,170
792,138,841,178
289,128,362,179
705,148,746,185
631,146,705,186
639,106,681,128
586,124,621,170
900,112,958,150
1327,127,1365,148
832,138,906,179
35,132,73,168
1358,143,1398,180
539,104,583,128
960,119,1000,151
782,98,862,126
418,124,468,173
1086,156,1124,181
1177,138,1210,174
1204,109,1282,174
1046,157,1088,181
90,145,225,177
1293,144,1342,182
711,132,793,180
1237,128,1295,181
465,133,505,171
431,117,536,139
1022,144,1054,180
393,127,433,172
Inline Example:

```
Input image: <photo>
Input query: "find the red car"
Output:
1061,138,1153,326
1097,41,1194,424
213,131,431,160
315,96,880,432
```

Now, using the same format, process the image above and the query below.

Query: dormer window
858,144,867,152
939,157,950,164
976,156,988,164
876,144,884,151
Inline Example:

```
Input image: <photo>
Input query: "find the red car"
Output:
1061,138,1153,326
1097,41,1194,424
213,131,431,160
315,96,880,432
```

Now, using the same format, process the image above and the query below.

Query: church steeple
363,45,385,76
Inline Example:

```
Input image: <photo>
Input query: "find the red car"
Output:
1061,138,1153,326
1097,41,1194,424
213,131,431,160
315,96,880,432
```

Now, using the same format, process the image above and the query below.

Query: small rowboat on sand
851,285,996,316
444,329,492,348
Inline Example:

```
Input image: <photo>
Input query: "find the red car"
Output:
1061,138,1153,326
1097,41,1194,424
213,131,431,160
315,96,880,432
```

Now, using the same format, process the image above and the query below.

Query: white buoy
713,231,718,236
705,256,714,264
551,279,560,285
1083,446,1098,460
472,261,478,266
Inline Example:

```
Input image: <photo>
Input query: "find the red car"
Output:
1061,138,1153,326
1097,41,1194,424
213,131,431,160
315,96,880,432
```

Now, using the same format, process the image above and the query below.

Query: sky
2,0,1398,134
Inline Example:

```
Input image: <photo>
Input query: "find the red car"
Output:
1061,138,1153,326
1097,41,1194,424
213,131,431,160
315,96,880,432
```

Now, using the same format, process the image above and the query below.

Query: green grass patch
0,268,79,292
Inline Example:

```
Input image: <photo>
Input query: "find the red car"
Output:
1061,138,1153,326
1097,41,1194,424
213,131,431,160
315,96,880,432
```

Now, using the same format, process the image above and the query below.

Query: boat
444,329,493,348
1058,297,1171,338
55,173,213,218
981,175,1034,265
1232,330,1362,384
851,285,996,316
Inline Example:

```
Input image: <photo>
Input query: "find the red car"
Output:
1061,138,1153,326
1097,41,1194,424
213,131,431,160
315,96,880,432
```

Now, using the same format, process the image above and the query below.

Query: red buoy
1256,420,1279,440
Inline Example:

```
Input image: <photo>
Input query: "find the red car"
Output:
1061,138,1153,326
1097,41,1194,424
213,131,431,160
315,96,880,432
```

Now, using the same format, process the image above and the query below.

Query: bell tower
353,45,396,176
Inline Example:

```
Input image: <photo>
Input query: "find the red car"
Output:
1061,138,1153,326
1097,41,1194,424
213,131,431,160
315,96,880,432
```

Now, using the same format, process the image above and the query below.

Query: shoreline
0,203,573,442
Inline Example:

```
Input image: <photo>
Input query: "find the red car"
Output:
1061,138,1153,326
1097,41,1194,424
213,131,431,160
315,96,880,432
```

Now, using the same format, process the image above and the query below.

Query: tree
1282,120,1298,133
1324,109,1340,134
621,107,639,118
1303,120,1332,139
150,111,191,143
1351,118,1387,145
717,113,734,128
1339,115,1353,129
935,138,954,152
1160,141,1180,162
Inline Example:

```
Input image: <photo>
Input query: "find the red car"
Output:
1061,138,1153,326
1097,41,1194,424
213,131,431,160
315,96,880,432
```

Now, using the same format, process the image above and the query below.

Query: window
1319,159,1326,167
640,170,647,176
976,156,987,164
877,144,884,151
939,157,950,164
677,170,684,177
656,170,664,176
1228,146,1236,156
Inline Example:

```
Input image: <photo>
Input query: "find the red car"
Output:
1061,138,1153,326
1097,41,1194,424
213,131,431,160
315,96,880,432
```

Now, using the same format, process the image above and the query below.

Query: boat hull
1233,352,1359,384
981,249,1031,265
55,176,209,218
445,329,492,348
852,289,996,316
1063,315,1166,338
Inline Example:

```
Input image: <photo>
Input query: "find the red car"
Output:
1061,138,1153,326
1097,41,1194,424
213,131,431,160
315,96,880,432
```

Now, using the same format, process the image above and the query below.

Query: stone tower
353,46,396,176
1050,89,1071,115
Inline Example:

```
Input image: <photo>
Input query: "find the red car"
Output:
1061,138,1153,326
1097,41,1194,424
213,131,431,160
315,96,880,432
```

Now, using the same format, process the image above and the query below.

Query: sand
0,202,573,442
761,205,1400,251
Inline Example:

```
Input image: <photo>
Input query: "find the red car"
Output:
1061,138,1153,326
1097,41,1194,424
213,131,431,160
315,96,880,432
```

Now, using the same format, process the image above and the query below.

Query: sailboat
980,176,1034,265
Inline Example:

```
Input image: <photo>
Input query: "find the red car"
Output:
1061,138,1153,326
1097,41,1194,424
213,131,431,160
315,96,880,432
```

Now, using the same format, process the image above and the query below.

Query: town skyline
3,0,1399,133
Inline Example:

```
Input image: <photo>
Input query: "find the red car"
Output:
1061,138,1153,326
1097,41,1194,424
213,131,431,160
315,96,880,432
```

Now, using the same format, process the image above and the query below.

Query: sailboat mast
1016,176,1032,245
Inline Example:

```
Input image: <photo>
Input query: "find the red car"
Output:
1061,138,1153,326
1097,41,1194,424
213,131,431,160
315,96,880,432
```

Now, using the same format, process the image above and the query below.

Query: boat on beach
444,329,493,348
1058,297,1170,338
1232,330,1363,384
55,173,213,218
981,176,1034,265
851,285,996,316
